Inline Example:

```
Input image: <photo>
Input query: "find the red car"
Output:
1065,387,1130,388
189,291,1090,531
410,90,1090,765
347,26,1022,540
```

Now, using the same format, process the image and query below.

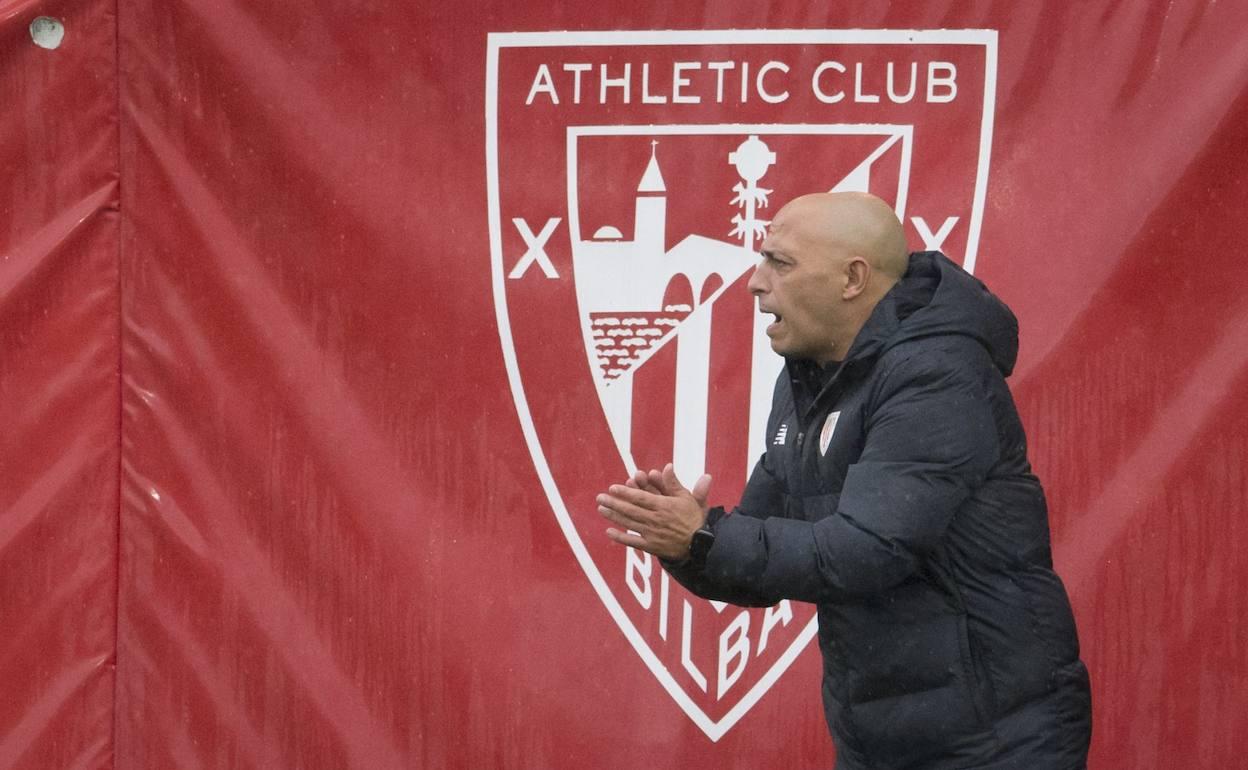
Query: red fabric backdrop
2,2,1246,767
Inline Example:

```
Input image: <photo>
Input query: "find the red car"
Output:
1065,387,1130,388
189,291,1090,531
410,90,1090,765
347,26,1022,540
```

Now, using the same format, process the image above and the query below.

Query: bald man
597,193,1091,769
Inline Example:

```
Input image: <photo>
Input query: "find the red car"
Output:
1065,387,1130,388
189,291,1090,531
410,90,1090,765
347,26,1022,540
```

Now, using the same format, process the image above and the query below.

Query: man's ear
843,257,871,299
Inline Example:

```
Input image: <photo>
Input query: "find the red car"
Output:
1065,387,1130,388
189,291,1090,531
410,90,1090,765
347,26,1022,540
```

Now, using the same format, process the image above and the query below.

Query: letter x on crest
509,217,562,279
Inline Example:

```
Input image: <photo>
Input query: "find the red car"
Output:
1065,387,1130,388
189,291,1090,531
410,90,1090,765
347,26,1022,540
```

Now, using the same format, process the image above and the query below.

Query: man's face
747,204,849,364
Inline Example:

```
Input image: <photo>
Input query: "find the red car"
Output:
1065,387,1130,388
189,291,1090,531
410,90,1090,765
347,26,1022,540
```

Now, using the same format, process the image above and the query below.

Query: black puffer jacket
667,252,1091,769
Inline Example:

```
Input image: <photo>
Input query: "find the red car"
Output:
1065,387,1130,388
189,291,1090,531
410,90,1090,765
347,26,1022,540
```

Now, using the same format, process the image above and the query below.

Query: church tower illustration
633,141,667,257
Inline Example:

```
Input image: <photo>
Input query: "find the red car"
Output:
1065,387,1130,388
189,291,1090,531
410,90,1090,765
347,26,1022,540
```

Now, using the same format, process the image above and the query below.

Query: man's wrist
685,506,726,568
661,508,728,568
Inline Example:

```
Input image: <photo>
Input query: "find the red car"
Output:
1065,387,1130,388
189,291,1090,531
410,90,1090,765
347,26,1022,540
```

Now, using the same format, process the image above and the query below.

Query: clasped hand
596,463,712,561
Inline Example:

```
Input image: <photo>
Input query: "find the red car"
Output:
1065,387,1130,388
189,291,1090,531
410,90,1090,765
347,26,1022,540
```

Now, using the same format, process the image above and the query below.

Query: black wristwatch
687,506,725,568
688,526,716,568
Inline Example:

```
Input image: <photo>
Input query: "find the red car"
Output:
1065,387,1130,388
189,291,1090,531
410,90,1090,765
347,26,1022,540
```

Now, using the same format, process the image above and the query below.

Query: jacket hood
845,251,1019,376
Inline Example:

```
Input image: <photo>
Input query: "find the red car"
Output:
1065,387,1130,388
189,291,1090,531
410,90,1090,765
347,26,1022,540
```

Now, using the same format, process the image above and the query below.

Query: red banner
2,2,1247,768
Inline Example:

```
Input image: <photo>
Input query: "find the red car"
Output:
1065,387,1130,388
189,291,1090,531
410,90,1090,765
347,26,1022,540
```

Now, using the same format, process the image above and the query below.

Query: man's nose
746,265,765,295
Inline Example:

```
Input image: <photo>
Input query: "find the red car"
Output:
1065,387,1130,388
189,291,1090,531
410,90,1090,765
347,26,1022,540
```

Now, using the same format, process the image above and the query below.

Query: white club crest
487,28,996,740
820,411,842,456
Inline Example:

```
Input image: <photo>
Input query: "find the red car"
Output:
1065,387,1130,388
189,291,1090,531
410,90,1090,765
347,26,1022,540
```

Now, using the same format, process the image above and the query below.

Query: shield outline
486,28,998,740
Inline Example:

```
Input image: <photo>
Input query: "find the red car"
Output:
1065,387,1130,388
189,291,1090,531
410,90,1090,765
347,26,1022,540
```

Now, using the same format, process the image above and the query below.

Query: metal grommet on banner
30,16,66,50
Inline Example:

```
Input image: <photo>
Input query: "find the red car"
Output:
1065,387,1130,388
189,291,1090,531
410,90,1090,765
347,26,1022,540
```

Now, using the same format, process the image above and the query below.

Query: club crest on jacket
820,411,842,456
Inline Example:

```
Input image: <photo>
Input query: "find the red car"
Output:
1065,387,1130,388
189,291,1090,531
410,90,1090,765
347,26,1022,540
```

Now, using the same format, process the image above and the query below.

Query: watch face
690,528,715,562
